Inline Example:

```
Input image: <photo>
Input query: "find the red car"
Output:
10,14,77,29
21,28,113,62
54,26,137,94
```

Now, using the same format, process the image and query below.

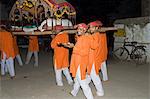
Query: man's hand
62,42,74,48
51,34,55,39
57,42,63,47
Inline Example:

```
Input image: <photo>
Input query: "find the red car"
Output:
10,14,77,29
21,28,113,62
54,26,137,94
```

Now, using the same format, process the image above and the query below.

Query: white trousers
101,61,108,81
1,52,15,77
16,54,23,66
87,64,104,96
55,67,73,86
1,52,9,75
25,51,38,66
71,66,94,99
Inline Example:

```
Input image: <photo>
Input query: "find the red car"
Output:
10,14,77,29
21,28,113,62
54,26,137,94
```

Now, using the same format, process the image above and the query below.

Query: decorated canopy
9,0,76,28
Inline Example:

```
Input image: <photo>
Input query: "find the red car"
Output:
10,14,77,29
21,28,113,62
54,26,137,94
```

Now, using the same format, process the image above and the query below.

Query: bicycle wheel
113,47,129,61
130,48,147,65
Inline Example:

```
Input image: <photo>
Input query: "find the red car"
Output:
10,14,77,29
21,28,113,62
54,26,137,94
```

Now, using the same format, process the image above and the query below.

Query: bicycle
113,38,147,65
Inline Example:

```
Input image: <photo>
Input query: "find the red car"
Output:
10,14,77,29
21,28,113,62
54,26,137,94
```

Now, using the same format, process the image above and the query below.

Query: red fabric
54,25,64,30
95,20,103,26
89,21,103,27
74,23,87,29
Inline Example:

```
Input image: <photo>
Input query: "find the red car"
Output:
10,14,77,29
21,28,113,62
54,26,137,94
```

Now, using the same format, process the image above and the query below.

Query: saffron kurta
28,36,39,52
0,31,15,59
51,32,69,70
70,35,94,80
0,31,2,51
99,33,108,62
88,32,108,75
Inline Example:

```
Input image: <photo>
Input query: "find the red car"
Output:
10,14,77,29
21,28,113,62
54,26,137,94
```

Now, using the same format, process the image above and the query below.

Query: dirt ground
0,49,149,99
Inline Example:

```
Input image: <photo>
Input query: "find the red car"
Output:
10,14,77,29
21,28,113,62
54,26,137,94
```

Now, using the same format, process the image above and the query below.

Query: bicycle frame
122,39,137,56
113,37,147,65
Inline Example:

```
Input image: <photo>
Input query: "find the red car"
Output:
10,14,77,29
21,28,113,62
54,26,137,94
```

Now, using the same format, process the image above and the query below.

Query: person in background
25,36,39,67
96,20,109,82
70,23,94,99
0,26,15,79
13,36,23,66
51,25,73,86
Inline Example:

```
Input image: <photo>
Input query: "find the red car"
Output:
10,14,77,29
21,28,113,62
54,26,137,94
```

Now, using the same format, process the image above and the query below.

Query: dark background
66,0,141,25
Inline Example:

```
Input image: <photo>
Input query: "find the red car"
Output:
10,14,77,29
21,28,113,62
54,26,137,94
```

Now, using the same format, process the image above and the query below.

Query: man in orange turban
70,23,94,99
86,21,106,96
51,25,73,86
95,20,108,82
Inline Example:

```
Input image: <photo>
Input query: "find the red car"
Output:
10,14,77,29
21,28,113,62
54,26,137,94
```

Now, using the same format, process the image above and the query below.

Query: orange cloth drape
51,32,69,70
70,35,95,80
88,32,108,75
28,36,39,52
99,33,108,62
0,31,2,51
0,31,15,59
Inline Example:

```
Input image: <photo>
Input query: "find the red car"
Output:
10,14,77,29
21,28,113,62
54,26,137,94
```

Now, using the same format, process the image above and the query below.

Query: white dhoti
1,52,7,75
54,65,73,86
71,66,94,99
1,52,15,77
101,61,108,81
25,51,38,66
16,54,23,66
86,64,104,96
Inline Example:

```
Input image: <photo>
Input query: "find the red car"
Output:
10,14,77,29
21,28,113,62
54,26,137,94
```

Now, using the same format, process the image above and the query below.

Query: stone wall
114,17,150,63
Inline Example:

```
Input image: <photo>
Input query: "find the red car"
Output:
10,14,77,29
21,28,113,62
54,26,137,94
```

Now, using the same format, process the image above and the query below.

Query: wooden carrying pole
12,27,118,35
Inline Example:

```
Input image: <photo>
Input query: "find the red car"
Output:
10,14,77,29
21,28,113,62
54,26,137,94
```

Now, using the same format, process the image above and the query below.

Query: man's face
89,26,98,33
77,27,86,35
56,30,61,33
